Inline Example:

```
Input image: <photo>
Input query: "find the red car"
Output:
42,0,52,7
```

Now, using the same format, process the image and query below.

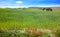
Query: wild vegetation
0,8,60,37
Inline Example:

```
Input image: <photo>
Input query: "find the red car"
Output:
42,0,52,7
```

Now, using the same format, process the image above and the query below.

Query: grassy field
0,8,60,30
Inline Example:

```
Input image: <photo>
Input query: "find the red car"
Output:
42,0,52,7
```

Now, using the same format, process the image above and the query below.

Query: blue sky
0,0,60,8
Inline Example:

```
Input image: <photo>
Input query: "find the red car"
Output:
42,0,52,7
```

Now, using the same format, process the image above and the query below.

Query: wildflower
34,32,39,37
34,32,38,36
37,28,40,32
19,28,26,33
27,29,32,33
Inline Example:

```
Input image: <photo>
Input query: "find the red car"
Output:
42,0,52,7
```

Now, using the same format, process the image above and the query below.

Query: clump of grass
55,28,60,37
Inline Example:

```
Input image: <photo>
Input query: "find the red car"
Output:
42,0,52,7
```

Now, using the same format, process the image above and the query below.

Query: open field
0,8,60,30
0,8,60,37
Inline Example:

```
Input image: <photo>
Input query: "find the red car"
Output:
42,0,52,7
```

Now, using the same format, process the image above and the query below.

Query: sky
0,0,60,8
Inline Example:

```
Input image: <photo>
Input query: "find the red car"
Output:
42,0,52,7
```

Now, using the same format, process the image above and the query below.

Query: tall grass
0,8,60,30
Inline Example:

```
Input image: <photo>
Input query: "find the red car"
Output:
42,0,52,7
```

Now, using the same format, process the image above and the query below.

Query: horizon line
0,5,60,8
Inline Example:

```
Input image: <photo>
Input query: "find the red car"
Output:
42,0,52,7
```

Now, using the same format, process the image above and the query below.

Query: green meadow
0,8,60,30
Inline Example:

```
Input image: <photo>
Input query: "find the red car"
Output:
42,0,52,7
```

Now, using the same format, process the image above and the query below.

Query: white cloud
0,5,60,8
28,5,60,7
0,6,30,8
16,1,22,4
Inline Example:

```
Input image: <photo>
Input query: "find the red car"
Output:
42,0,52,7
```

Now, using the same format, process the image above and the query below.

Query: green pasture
0,8,60,30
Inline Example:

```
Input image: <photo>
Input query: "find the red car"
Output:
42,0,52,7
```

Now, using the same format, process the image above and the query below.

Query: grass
0,8,60,30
